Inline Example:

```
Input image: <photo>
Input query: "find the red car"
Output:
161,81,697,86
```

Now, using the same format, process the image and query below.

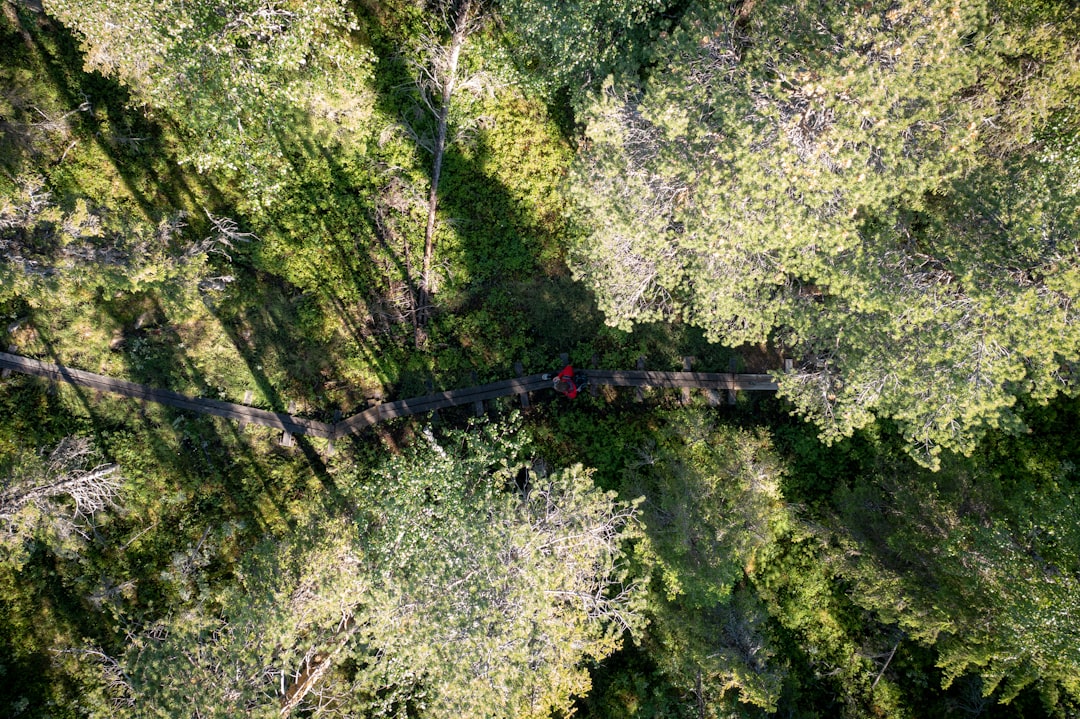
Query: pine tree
119,419,641,718
627,411,790,713
570,0,1080,466
43,0,373,203
831,443,1080,704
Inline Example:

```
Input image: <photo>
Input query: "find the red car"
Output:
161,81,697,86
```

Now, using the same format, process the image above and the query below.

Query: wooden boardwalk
0,351,779,442
588,370,777,391
0,352,337,438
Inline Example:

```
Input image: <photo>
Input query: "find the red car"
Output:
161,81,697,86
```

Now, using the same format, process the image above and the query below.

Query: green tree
0,172,219,304
570,0,1080,466
627,411,791,713
116,419,641,718
495,0,673,103
43,0,374,204
830,439,1080,706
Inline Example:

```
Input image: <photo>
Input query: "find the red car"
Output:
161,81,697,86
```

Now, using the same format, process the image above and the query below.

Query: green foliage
44,0,375,205
495,0,675,104
3,1,1080,717
124,517,365,719
1,435,120,571
0,173,210,306
569,0,1080,466
574,642,696,719
113,418,642,718
0,8,225,311
626,410,792,713
830,438,1080,705
632,414,786,607
0,366,337,717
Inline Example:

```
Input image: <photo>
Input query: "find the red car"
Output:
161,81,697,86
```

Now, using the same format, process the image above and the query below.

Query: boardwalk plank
514,362,531,407
587,370,778,390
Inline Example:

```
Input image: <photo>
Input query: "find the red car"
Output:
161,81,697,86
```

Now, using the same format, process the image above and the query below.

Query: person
546,364,586,398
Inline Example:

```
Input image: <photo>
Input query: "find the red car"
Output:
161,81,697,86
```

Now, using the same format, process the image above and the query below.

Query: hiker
545,364,587,398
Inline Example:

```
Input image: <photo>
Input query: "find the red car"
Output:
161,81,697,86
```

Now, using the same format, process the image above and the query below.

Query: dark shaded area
574,639,696,719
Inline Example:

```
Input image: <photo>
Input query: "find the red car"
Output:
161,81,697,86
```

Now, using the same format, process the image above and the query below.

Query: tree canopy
117,420,640,719
2,0,1079,716
44,0,373,203
570,0,1080,465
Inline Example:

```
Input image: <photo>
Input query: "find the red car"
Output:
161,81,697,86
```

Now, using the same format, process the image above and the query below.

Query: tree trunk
279,621,358,717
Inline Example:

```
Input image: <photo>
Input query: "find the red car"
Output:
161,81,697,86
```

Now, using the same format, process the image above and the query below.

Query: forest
1,0,1079,716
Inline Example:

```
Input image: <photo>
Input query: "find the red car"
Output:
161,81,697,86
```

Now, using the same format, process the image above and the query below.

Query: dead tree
413,0,485,329
0,436,122,529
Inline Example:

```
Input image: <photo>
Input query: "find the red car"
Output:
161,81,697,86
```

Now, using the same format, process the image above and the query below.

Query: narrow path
0,352,779,441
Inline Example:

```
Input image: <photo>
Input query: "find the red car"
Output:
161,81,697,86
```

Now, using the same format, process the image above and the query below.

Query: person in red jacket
545,364,587,398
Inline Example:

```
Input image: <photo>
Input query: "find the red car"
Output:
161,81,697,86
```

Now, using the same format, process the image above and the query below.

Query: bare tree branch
1,436,122,522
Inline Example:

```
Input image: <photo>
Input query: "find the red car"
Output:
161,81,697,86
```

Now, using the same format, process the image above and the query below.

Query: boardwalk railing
0,351,779,441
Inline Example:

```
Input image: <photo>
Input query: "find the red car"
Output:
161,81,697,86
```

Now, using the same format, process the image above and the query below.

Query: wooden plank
239,389,254,429
333,374,552,436
0,351,783,445
589,355,599,397
635,357,646,402
326,410,342,456
470,371,484,417
425,378,440,423
394,376,552,409
281,401,297,447
385,379,550,416
1,346,16,378
784,358,794,372
586,370,778,390
682,357,693,404
335,405,381,435
727,358,738,405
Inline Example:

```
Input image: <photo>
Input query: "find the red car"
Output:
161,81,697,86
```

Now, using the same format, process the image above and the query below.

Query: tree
570,0,1080,466
349,424,641,719
412,0,487,329
830,445,1080,706
0,170,258,326
627,411,791,713
495,0,674,103
43,0,374,204
117,418,641,718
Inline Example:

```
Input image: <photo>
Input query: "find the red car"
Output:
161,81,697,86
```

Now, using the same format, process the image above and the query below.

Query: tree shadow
24,298,320,535
4,9,348,496
4,7,226,220
572,638,697,719
0,313,339,714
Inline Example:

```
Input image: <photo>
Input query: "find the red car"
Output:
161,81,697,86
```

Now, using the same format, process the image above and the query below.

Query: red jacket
554,365,578,399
